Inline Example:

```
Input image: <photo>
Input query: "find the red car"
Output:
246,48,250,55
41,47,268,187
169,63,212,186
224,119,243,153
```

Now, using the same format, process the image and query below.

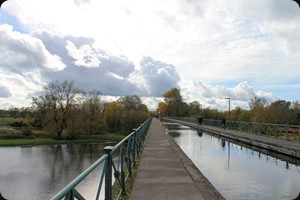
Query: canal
0,144,105,200
164,123,300,200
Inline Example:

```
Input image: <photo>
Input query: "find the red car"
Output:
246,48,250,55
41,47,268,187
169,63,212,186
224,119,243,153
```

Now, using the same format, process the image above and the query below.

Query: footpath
131,118,224,200
167,118,300,161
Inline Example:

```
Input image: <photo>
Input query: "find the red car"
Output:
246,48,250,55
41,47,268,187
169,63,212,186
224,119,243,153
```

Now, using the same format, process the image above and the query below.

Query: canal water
0,144,105,200
164,123,300,200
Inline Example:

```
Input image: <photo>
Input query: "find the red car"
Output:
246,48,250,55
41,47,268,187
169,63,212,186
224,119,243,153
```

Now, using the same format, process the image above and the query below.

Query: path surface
167,118,300,160
131,118,205,200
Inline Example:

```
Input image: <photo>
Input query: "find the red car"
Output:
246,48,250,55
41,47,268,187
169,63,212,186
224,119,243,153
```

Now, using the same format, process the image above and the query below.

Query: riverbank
0,134,125,147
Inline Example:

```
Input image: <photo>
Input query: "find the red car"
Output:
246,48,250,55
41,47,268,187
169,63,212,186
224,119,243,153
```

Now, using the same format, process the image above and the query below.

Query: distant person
197,116,203,125
221,117,226,129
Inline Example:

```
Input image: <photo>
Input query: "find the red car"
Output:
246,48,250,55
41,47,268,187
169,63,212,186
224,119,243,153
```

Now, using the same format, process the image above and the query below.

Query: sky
0,0,300,111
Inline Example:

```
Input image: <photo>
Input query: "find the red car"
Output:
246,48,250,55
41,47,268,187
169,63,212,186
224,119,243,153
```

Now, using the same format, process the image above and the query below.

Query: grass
0,134,125,147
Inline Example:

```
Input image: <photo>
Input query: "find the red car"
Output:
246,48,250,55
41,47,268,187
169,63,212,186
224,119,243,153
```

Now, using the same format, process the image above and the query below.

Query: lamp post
225,98,230,121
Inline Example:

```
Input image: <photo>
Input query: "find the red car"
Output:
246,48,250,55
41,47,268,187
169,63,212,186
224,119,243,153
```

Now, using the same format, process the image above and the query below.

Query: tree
118,95,145,111
238,110,252,122
157,102,168,117
163,88,183,116
231,107,242,121
104,101,123,132
249,96,267,122
118,95,149,132
249,96,267,110
82,91,104,135
267,100,291,124
188,101,202,117
32,80,82,139
291,101,300,125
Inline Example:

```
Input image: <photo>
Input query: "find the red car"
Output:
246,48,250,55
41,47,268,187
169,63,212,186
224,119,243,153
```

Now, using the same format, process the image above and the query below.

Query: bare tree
33,80,82,139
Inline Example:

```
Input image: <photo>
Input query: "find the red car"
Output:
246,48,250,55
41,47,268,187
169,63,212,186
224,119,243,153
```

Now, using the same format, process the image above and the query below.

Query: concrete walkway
167,118,300,160
131,118,205,200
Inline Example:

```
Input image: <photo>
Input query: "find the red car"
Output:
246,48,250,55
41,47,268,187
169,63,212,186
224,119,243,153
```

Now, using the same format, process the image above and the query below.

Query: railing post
127,139,132,177
104,146,113,200
285,124,289,141
132,130,137,165
120,145,126,195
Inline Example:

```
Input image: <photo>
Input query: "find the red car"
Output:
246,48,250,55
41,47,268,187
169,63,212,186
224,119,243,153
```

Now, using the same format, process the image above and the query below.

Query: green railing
166,117,300,143
51,117,152,200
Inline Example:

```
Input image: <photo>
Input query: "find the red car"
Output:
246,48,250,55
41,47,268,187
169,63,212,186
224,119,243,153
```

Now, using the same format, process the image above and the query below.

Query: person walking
221,116,226,129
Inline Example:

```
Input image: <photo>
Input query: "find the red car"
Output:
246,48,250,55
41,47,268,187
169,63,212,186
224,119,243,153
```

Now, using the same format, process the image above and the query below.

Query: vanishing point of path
131,118,207,200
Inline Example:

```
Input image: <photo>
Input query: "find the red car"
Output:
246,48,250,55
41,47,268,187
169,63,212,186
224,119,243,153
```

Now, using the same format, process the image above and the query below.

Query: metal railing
51,117,152,200
167,117,300,143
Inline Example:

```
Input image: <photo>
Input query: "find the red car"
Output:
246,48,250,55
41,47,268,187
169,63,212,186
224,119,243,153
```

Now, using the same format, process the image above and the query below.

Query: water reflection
197,131,203,137
0,144,105,200
165,124,300,200
167,131,181,137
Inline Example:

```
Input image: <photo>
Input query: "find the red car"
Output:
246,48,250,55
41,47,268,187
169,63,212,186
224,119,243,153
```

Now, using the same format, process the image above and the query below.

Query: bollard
104,146,114,200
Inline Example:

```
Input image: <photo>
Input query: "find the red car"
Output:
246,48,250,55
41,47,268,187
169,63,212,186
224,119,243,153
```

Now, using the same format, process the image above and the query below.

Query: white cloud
65,40,101,68
138,57,181,96
0,24,66,72
181,80,279,110
1,0,299,111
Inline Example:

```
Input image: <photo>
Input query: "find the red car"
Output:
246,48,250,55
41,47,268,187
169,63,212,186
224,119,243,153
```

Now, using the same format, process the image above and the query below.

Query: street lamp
224,98,230,121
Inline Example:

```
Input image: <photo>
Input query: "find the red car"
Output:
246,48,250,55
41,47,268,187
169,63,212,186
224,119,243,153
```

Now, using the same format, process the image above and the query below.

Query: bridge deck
167,118,300,159
131,118,205,200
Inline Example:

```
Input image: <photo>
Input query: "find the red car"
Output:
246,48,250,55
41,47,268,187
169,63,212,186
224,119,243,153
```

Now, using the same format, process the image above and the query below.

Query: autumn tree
157,102,168,117
238,110,252,122
267,100,291,124
188,101,202,117
82,91,105,135
32,80,82,139
163,88,183,116
291,101,300,125
104,101,123,132
118,95,149,132
249,96,267,122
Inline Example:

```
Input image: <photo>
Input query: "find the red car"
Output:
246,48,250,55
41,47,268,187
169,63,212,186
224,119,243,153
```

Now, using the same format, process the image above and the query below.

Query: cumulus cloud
0,24,66,73
29,30,141,96
65,40,101,68
182,80,279,110
138,57,181,96
1,0,298,110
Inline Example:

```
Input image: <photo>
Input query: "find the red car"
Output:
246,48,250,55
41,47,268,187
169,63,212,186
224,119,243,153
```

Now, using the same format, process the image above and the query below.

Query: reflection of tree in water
168,131,180,137
39,144,105,195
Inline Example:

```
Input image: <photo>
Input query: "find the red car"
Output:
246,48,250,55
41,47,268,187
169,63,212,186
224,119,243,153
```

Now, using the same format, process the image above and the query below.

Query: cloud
0,85,11,97
138,57,181,96
73,0,91,6
182,80,279,110
1,0,299,111
0,24,66,73
29,30,142,96
65,40,101,68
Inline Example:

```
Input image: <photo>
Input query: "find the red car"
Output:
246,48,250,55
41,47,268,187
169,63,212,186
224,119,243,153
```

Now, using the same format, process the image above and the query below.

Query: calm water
0,144,105,200
165,124,300,200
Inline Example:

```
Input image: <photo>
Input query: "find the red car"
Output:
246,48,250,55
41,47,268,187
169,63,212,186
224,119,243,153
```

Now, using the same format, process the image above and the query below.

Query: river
165,123,300,200
0,144,105,200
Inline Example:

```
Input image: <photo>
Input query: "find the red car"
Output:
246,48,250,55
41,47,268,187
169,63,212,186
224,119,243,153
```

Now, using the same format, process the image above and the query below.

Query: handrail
166,117,300,143
51,117,152,200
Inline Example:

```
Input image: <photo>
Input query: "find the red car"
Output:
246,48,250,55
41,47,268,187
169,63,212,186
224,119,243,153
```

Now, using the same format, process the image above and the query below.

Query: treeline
156,88,300,125
1,81,150,139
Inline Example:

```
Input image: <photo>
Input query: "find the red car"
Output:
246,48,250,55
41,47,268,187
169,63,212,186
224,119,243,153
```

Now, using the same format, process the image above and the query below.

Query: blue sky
0,0,300,110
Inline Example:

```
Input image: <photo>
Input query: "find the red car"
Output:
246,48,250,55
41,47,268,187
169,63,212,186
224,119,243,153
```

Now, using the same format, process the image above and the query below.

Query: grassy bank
0,134,125,147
